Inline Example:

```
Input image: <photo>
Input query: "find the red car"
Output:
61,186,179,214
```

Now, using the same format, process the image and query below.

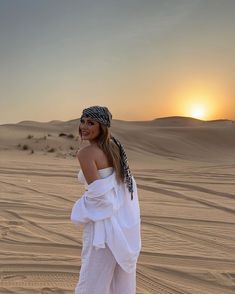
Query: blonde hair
78,122,124,184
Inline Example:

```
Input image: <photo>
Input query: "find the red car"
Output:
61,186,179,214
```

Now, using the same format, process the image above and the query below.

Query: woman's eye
80,120,94,125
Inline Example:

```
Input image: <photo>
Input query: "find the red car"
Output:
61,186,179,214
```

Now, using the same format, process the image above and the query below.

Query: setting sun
173,85,219,122
190,104,206,119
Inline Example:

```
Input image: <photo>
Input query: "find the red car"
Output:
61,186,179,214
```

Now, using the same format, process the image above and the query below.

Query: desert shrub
59,133,67,137
22,144,28,150
67,134,74,139
47,133,52,136
31,150,34,154
48,148,55,152
27,134,34,139
70,146,74,150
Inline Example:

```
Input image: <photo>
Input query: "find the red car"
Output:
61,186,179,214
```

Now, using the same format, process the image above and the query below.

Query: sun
190,104,206,119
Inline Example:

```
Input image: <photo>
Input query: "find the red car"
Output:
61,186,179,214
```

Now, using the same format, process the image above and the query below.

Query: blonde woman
70,106,141,294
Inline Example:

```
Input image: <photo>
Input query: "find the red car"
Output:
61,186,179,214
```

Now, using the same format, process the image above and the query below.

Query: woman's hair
78,122,124,184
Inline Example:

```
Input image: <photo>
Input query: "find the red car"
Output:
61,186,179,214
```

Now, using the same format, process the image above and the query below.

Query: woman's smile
79,117,101,142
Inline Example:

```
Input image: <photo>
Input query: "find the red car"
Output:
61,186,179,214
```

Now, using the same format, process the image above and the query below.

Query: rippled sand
1,150,235,293
1,117,235,293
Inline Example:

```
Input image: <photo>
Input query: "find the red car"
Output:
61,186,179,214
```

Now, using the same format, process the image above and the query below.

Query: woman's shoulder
77,145,112,170
77,145,100,159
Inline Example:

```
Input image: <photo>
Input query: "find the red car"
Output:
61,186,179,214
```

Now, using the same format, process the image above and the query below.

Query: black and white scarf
81,106,134,200
81,106,112,127
110,135,134,200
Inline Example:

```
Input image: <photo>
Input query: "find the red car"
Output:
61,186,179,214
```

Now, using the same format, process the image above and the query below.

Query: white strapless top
77,167,114,188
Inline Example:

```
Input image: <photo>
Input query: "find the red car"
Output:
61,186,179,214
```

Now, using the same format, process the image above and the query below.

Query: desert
0,116,235,293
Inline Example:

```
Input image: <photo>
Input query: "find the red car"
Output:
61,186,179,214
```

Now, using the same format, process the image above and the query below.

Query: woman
70,105,141,294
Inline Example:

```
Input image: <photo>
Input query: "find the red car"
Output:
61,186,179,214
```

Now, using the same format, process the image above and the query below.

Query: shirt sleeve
70,186,116,226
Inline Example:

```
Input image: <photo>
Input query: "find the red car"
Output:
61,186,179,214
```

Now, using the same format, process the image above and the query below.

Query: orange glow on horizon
183,95,216,120
172,87,220,121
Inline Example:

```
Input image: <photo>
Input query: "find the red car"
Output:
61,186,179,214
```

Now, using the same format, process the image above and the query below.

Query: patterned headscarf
80,105,134,200
81,106,112,128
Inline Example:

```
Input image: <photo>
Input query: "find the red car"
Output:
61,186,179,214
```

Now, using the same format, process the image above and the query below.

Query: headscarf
80,105,134,200
81,105,112,127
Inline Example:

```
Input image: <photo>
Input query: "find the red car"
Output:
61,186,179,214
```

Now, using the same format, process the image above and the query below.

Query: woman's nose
80,123,88,129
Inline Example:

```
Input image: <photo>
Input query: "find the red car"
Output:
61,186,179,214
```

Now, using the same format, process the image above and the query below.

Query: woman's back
78,166,114,188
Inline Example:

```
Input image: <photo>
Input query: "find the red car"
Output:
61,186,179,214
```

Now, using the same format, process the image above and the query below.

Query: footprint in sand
2,274,27,281
1,227,10,237
8,220,23,226
41,288,65,294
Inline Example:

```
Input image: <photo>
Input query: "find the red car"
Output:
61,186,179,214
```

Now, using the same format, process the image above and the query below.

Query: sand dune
0,117,235,293
1,116,235,164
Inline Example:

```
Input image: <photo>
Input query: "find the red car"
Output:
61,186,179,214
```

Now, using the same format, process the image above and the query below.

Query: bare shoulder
77,145,99,159
76,145,100,185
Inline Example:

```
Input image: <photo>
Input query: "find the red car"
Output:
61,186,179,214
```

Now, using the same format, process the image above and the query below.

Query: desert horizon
2,115,235,125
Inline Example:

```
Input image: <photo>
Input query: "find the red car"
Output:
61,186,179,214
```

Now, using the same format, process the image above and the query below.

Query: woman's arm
77,146,101,184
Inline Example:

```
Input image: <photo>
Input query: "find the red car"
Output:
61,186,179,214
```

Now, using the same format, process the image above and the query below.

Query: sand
0,117,235,293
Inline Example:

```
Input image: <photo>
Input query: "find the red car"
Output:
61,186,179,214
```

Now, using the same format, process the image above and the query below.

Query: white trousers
75,222,136,294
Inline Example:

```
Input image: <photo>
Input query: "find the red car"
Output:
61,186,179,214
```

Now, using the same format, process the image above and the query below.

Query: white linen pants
75,222,136,294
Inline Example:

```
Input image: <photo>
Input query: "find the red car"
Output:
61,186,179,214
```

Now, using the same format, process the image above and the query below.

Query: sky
0,0,235,124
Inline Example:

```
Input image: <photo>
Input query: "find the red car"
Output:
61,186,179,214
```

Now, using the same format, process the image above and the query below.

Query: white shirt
70,168,141,273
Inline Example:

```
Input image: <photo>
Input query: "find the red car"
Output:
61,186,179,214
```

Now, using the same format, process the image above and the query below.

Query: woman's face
79,117,101,142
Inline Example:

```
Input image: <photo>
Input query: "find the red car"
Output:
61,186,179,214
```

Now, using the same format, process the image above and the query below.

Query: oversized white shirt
70,169,141,273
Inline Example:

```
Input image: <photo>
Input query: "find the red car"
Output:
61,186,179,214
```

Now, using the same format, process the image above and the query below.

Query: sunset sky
0,0,235,124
